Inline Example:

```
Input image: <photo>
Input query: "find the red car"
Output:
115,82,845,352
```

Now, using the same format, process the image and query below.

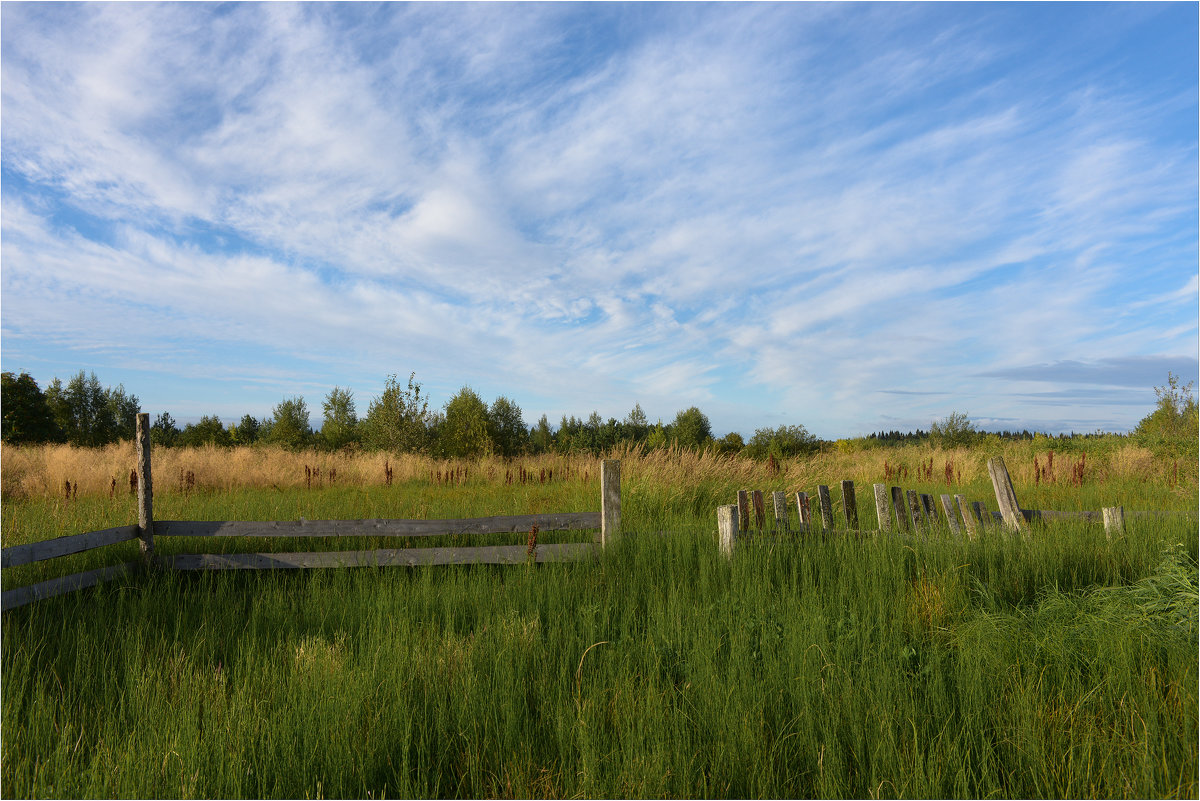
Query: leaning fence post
772,491,789,532
955,494,978,540
940,494,963,535
987,456,1029,535
136,412,154,564
891,486,908,531
795,492,811,533
873,484,892,532
816,485,835,531
841,480,858,530
1102,506,1125,539
601,459,621,547
907,490,924,531
718,505,738,558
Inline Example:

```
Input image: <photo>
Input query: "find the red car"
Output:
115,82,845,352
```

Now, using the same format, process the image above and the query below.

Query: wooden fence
716,456,1189,556
2,414,622,612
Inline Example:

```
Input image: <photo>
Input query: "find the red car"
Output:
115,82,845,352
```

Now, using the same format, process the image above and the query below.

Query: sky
2,2,1197,440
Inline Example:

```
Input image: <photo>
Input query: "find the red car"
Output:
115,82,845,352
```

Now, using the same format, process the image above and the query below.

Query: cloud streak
2,3,1196,435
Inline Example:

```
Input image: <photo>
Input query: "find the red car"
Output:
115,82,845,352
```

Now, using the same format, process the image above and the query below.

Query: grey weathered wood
136,413,154,559
971,501,988,527
737,490,751,532
2,560,142,612
751,490,766,530
1,525,139,568
816,485,835,530
987,456,1029,535
907,490,924,530
873,484,892,532
955,495,978,540
921,494,938,524
156,513,601,539
940,494,963,535
601,459,621,547
795,492,811,533
718,505,738,558
772,491,789,531
891,486,908,531
841,481,858,530
1102,506,1125,539
164,543,596,571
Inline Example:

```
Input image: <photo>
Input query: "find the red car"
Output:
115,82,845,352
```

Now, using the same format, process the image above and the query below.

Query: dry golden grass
1,438,1194,503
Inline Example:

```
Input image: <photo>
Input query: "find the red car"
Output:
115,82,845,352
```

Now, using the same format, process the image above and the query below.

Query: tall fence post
987,456,1029,535
136,413,154,564
841,480,858,530
939,494,963,535
751,490,766,531
601,459,621,548
718,505,738,558
737,490,751,533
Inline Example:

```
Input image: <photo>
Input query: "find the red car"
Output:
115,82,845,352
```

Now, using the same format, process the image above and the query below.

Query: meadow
1,440,1197,797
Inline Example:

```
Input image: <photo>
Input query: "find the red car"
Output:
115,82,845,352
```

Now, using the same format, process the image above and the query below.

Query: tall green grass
3,510,1196,798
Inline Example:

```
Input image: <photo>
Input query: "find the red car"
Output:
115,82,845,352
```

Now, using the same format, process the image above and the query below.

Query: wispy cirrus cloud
2,3,1195,434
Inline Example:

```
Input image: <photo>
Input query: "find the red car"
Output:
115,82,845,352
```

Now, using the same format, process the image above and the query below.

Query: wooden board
2,560,142,612
163,542,597,571
1,525,140,568
156,513,600,539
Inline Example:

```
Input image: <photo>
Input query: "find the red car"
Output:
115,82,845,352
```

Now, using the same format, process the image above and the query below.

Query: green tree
441,386,493,458
50,371,117,446
671,406,712,450
1134,372,1199,458
320,386,360,451
1,371,62,444
363,373,429,453
106,384,141,442
488,396,527,458
744,424,818,460
264,397,312,450
229,415,261,446
930,411,977,449
150,411,180,447
529,414,555,454
178,415,232,447
715,431,745,455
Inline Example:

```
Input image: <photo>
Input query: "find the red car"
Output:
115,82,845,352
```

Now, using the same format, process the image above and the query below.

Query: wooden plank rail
1,560,143,612
163,542,596,571
156,513,600,539
1,525,139,568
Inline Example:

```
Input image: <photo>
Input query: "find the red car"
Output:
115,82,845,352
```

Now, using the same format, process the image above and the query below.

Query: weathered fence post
841,480,858,530
718,505,738,558
1102,506,1125,539
751,490,766,531
921,494,938,524
795,491,812,533
955,494,978,540
987,456,1029,535
816,485,835,531
772,491,789,532
873,484,892,532
891,486,908,531
136,412,154,563
907,490,924,531
601,459,621,547
972,501,990,528
737,490,751,533
940,494,963,535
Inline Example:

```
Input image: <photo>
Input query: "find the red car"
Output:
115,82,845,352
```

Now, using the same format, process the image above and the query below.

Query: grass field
2,441,1197,797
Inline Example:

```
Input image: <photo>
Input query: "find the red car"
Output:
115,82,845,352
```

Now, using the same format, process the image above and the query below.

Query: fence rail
2,414,620,612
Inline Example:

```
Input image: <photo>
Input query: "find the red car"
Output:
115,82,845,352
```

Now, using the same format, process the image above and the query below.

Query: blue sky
2,2,1197,439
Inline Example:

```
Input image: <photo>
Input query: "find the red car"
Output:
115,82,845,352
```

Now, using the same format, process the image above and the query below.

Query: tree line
3,369,1195,460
